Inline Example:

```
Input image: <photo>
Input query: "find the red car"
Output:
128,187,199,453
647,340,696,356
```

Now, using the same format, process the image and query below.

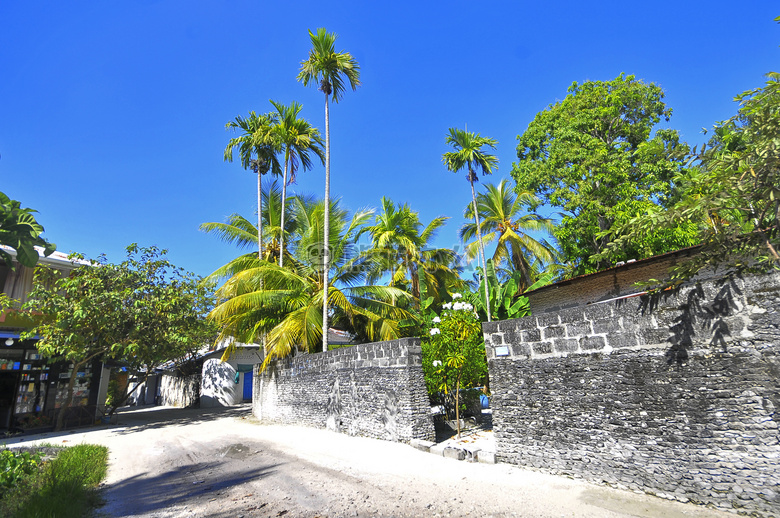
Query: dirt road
9,405,735,518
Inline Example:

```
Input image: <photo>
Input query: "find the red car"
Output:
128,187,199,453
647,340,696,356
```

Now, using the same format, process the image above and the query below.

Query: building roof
0,245,91,270
523,245,702,299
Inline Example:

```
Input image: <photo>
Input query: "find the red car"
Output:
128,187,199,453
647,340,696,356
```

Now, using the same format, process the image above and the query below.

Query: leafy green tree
223,111,282,261
298,27,361,352
603,72,780,283
460,179,557,291
443,127,499,321
512,74,698,276
23,245,216,429
0,191,55,268
268,100,325,268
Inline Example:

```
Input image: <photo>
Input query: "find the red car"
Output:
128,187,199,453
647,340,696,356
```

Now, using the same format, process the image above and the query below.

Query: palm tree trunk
279,155,289,268
470,175,491,322
511,245,533,292
321,94,331,352
258,171,267,350
257,172,263,261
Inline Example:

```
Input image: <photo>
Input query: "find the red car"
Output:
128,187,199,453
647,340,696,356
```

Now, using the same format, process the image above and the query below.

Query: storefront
0,333,104,433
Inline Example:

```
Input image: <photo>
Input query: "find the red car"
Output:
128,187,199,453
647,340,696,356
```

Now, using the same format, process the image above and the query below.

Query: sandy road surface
8,405,735,518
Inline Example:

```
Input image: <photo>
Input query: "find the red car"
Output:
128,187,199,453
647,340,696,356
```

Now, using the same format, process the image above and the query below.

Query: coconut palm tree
297,27,361,352
460,179,557,291
361,197,461,303
361,197,419,293
223,111,282,260
200,180,294,282
208,197,413,370
268,100,325,269
443,127,498,321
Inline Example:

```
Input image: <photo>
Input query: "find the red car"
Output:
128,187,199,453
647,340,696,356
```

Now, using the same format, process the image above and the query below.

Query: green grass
0,444,109,518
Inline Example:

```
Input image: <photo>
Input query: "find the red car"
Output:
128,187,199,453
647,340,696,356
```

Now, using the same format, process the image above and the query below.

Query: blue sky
1,1,778,278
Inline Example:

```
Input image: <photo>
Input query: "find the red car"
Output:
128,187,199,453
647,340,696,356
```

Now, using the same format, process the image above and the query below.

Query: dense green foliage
205,197,414,369
24,245,217,425
0,191,55,269
0,445,108,518
0,449,42,494
512,74,699,276
601,72,780,284
361,197,461,302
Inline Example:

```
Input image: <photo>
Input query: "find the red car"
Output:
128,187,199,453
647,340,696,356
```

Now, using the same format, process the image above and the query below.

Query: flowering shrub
420,293,488,428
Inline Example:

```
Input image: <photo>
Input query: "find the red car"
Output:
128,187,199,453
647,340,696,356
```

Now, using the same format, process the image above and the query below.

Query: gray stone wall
483,272,780,516
159,373,200,408
253,338,435,443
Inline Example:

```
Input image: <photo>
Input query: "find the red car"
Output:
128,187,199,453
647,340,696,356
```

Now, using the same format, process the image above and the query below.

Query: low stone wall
159,373,200,408
253,338,435,443
483,272,780,516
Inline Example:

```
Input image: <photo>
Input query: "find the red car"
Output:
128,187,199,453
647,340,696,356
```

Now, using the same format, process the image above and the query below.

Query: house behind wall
201,346,263,408
483,268,780,516
1,249,108,431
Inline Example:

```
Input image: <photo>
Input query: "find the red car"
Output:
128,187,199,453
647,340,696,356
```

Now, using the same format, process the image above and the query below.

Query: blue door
242,371,253,400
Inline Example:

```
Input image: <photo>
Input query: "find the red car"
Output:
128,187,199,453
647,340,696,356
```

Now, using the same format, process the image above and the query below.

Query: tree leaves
0,191,55,269
512,74,697,276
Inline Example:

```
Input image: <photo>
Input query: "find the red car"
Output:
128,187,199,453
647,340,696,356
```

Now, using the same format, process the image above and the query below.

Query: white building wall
200,347,262,408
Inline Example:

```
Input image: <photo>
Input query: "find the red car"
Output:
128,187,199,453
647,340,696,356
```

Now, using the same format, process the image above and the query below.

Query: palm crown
297,28,361,102
460,180,556,291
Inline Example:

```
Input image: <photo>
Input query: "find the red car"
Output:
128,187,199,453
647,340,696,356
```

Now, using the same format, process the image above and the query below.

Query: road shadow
109,404,253,435
102,458,280,517
5,404,254,446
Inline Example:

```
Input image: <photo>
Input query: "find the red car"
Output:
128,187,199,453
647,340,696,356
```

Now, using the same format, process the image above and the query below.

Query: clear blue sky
1,1,778,278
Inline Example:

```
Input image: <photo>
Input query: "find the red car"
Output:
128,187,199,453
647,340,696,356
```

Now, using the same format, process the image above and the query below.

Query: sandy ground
6,405,737,518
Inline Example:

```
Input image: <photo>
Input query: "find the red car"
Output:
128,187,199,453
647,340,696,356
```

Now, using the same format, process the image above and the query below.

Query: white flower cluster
429,328,441,335
441,293,473,311
432,316,441,323
432,360,442,367
442,301,473,311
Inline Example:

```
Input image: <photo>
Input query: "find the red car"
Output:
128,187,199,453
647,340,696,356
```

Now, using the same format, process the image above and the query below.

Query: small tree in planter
421,294,487,438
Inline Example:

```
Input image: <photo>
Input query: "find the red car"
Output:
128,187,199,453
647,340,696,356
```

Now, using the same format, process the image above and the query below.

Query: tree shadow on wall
637,275,743,367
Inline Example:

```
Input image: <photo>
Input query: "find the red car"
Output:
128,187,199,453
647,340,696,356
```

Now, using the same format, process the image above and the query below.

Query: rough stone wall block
252,337,435,443
483,270,780,517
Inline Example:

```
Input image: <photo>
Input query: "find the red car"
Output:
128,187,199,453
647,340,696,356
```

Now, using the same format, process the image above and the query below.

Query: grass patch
0,444,109,518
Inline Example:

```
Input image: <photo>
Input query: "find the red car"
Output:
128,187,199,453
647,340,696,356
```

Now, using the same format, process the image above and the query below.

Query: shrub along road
8,405,734,518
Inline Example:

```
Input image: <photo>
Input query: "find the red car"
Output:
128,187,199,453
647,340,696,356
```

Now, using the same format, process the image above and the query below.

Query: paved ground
7,405,736,518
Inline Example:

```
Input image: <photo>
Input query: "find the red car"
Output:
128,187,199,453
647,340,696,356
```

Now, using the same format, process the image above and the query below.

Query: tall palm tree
298,27,361,352
223,111,282,260
208,197,413,369
460,179,557,291
268,100,325,268
443,127,499,322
